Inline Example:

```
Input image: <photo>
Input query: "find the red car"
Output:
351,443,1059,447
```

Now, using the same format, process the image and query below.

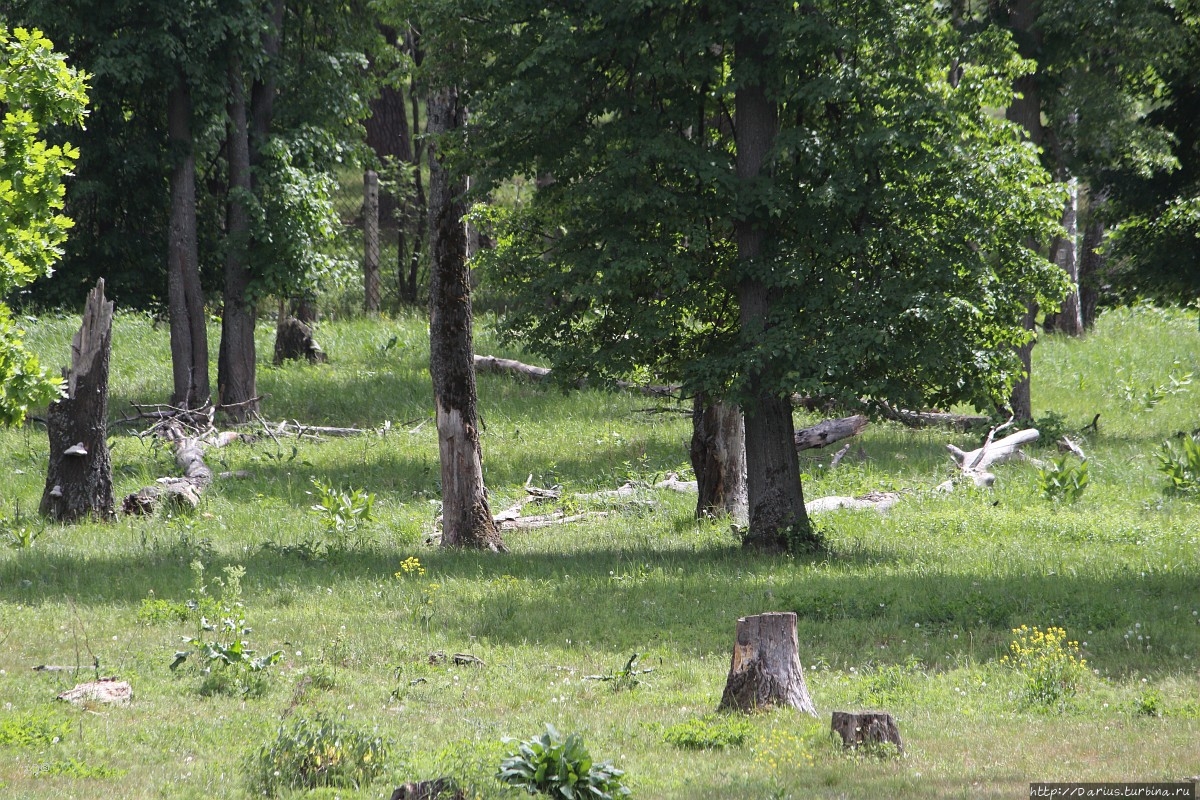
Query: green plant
0,711,71,747
169,561,281,697
308,477,375,545
247,713,389,796
1,502,45,549
1157,434,1200,494
1132,687,1164,717
1000,625,1091,711
584,653,653,691
498,724,630,799
34,759,124,779
662,714,754,750
1036,456,1090,503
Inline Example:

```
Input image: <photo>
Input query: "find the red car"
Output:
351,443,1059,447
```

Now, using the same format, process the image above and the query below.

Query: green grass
1,304,1198,798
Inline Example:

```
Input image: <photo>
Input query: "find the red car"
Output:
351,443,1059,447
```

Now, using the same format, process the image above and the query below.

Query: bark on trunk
733,44,813,552
690,395,748,524
41,281,116,522
1044,174,1082,335
718,612,817,715
364,169,381,313
218,57,258,423
1079,191,1106,330
428,84,506,552
1004,0,1043,422
166,80,210,410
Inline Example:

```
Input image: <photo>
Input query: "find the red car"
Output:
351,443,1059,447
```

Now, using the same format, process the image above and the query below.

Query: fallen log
473,354,679,396
121,422,213,514
795,415,868,451
805,491,899,514
943,423,1039,489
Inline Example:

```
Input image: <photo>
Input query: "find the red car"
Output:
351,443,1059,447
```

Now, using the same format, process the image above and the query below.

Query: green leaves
1157,434,1200,495
498,724,630,800
0,26,86,425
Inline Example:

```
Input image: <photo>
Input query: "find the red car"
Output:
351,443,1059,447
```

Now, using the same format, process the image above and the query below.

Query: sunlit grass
0,304,1197,798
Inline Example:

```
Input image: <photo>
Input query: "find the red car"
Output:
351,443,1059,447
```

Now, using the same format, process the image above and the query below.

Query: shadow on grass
2,529,1193,678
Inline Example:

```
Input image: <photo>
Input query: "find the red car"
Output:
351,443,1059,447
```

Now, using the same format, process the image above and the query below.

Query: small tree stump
273,315,326,365
389,777,464,800
830,711,904,753
718,612,817,715
40,280,116,522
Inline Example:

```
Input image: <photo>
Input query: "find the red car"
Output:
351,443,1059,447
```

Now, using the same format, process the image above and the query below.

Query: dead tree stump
718,612,817,715
40,280,116,522
273,315,326,365
830,711,904,753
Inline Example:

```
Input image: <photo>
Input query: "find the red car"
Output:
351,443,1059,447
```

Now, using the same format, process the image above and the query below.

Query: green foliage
0,26,86,425
498,724,630,800
0,710,71,747
662,715,754,751
1,502,45,549
136,595,191,625
34,759,124,779
1036,457,1090,504
1156,434,1200,494
1001,625,1091,711
169,561,281,697
247,713,389,797
308,477,375,546
1132,687,1164,717
583,652,653,691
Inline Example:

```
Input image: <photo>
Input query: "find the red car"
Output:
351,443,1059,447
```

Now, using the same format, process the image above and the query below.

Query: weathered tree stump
40,280,116,522
830,711,904,753
273,315,326,365
718,612,817,715
389,777,464,800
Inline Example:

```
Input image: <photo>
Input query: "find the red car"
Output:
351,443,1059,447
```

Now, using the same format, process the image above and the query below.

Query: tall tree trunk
427,84,506,552
734,37,813,553
1003,0,1044,421
690,395,748,524
166,79,210,410
1079,189,1107,330
218,56,258,422
403,28,428,304
1044,173,1082,335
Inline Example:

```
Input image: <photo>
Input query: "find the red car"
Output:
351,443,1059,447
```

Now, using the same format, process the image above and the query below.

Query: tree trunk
166,79,210,410
690,395,748,524
218,56,258,422
41,280,115,522
1003,0,1043,422
400,28,427,304
734,38,813,552
365,169,381,313
718,612,817,715
1079,190,1107,330
1044,174,1082,335
428,84,506,552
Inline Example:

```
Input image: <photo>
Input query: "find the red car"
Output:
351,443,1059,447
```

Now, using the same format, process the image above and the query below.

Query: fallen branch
805,491,900,514
794,415,868,451
944,424,1040,489
498,511,610,530
121,422,213,514
473,354,679,397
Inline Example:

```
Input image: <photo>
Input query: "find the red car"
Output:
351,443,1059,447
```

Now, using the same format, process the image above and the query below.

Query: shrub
247,713,389,796
1036,456,1089,504
662,714,754,750
497,724,630,799
1157,434,1200,494
1001,625,1090,711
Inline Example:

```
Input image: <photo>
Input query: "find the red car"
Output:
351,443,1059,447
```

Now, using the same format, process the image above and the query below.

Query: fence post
364,169,381,314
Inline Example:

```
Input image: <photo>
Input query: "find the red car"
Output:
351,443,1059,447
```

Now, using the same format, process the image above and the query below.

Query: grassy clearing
1,304,1198,799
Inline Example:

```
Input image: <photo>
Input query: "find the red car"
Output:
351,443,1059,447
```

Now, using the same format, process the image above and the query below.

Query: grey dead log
472,354,678,396
718,612,817,715
57,678,132,707
831,710,904,753
805,491,899,514
121,422,213,514
794,415,868,451
944,426,1040,489
40,280,116,522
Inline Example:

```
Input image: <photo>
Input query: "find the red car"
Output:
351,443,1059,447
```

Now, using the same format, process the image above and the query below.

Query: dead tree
41,281,116,522
830,711,904,753
718,612,817,715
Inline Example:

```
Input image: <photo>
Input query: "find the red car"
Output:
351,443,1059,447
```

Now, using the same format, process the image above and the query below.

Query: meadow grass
0,304,1197,799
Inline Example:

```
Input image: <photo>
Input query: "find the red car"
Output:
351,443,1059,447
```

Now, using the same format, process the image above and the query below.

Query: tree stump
830,711,904,753
718,612,817,715
273,315,326,365
40,280,116,522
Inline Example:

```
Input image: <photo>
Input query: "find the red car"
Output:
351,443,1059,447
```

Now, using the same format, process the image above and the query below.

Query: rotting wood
794,414,868,451
121,422,213,514
472,354,679,396
1058,436,1086,459
805,492,900,514
40,280,116,522
718,612,817,715
831,710,904,753
943,423,1040,490
57,678,132,707
389,778,465,800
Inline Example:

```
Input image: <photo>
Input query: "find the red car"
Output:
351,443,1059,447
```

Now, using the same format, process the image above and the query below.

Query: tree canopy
0,25,89,425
